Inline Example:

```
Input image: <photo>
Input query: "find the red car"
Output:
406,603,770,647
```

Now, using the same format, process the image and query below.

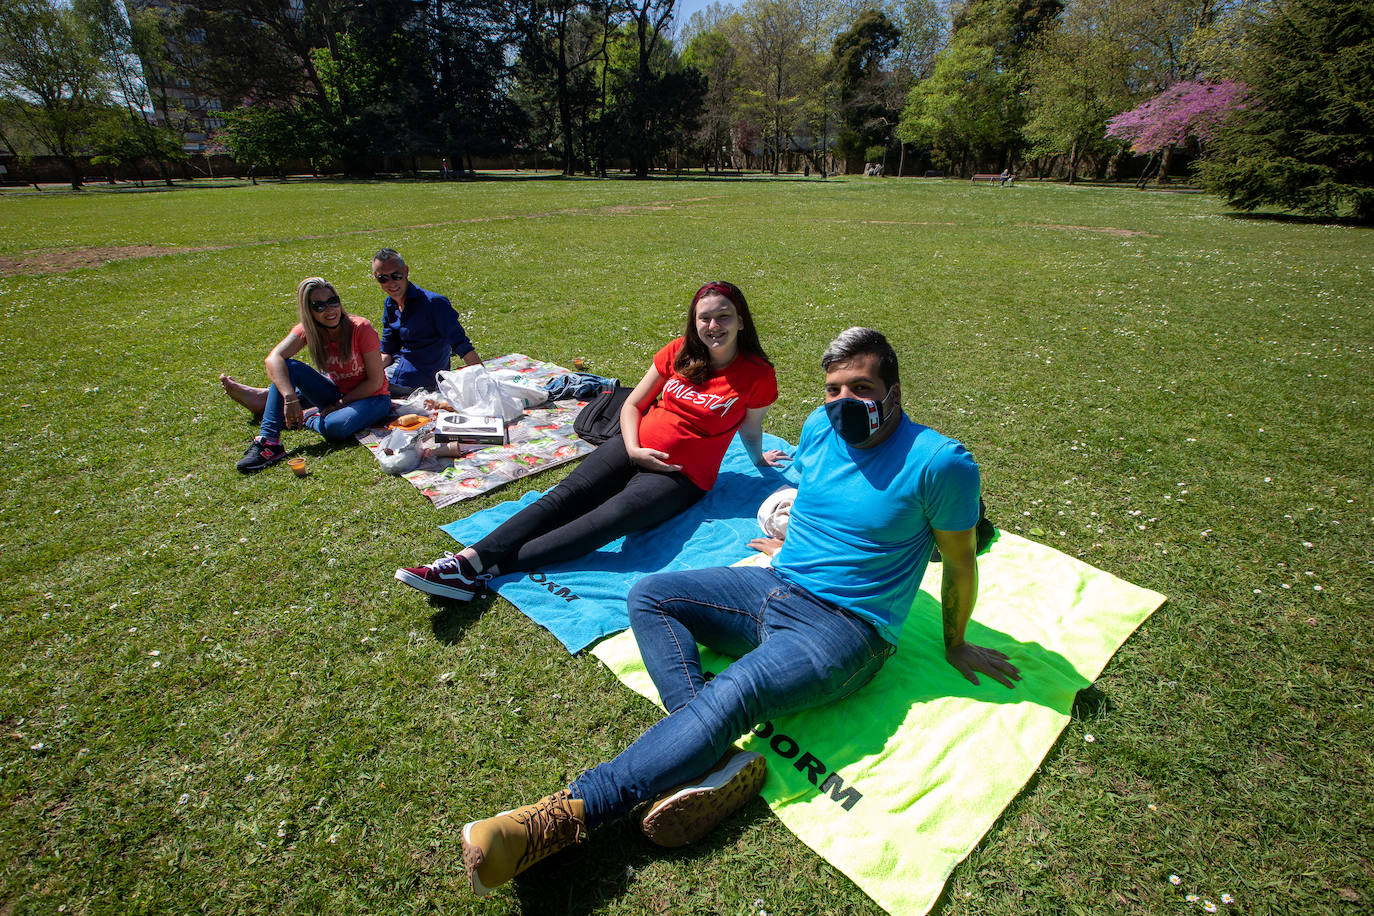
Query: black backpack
573,386,635,445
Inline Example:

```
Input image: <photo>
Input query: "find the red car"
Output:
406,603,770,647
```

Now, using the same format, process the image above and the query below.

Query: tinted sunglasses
375,270,405,283
309,295,341,312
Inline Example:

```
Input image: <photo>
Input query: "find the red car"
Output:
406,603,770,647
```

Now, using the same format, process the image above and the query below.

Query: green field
1,176,1371,915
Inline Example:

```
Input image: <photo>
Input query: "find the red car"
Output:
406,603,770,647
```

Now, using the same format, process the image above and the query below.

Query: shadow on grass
1224,210,1371,228
429,591,497,644
510,795,774,913
1070,683,1114,720
277,438,364,463
88,181,251,194
227,437,380,476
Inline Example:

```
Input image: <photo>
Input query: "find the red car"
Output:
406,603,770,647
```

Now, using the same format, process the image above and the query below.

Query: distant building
127,1,226,155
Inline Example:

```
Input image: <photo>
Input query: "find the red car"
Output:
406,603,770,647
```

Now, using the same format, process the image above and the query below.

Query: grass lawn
1,175,1371,915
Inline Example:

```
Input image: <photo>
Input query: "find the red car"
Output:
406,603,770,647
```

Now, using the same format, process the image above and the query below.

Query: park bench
971,173,1002,183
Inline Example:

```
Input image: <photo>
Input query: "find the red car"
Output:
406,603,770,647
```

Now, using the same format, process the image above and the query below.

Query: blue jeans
570,565,893,829
260,359,392,442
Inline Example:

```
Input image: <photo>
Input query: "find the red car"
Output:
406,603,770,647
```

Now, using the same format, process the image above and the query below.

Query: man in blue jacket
373,248,482,395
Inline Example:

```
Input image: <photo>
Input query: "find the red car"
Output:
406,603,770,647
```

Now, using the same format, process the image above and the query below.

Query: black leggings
473,435,706,576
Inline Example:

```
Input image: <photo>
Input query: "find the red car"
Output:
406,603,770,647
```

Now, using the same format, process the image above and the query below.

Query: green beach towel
591,531,1166,916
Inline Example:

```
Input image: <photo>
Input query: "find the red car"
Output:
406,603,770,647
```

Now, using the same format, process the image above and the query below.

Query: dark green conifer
1201,0,1374,222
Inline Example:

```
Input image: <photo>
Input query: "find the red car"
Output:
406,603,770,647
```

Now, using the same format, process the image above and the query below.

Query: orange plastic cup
288,457,307,477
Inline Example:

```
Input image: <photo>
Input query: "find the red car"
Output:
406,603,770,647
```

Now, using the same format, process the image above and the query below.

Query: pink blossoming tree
1105,80,1248,184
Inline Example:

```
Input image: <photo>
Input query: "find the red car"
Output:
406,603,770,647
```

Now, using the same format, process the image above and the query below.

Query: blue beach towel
440,434,797,652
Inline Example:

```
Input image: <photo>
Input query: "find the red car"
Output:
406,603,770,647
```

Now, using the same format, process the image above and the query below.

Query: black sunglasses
375,270,405,283
309,295,341,312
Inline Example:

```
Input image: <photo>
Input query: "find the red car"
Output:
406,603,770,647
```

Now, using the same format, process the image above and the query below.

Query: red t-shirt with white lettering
637,338,778,490
290,314,389,398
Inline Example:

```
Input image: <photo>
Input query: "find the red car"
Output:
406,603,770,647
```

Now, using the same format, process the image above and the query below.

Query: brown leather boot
462,789,587,896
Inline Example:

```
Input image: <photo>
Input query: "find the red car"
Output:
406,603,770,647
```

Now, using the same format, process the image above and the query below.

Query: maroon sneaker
394,553,480,601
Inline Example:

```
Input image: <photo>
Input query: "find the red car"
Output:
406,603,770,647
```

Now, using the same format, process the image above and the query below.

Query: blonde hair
295,277,351,368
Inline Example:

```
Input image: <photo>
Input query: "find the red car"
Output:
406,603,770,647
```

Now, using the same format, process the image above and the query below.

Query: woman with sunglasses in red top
395,281,789,600
234,277,392,472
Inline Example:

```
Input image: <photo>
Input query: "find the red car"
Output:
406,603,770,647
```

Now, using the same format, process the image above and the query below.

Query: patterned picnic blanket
355,354,596,508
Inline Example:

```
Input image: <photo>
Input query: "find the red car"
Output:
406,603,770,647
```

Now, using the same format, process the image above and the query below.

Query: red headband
695,281,734,301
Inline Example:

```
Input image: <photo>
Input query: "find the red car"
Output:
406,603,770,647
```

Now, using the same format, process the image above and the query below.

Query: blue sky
671,0,729,36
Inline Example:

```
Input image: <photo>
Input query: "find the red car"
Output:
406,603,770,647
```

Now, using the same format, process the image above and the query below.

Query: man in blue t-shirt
457,327,1022,897
373,248,481,395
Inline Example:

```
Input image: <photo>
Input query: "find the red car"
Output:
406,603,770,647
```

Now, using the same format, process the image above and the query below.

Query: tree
87,104,186,185
683,26,741,170
898,41,1016,174
1021,17,1139,182
176,0,521,174
1105,79,1246,154
517,0,608,175
735,0,818,173
419,0,525,172
1104,78,1246,186
620,0,683,177
677,0,735,45
0,0,107,189
890,0,947,82
80,0,187,185
605,59,705,173
596,9,709,177
183,0,322,110
1199,0,1374,221
830,9,901,173
899,0,1063,174
218,103,305,182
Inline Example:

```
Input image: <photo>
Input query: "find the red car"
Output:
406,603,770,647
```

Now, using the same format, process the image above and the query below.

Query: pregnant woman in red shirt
395,281,787,600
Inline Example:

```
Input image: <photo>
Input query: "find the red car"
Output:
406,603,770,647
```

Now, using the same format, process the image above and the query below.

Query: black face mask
825,387,895,446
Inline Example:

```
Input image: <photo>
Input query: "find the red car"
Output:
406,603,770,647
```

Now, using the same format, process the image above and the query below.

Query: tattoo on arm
942,576,961,649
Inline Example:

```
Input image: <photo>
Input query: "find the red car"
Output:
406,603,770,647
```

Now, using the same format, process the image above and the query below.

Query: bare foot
220,374,269,415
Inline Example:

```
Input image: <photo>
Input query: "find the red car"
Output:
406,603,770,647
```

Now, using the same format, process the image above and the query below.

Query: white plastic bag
376,428,421,475
436,364,525,422
490,369,549,410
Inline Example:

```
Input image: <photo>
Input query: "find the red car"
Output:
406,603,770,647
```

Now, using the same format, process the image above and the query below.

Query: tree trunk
554,13,576,177
64,156,84,190
1136,152,1157,189
1068,138,1079,184
1156,145,1174,184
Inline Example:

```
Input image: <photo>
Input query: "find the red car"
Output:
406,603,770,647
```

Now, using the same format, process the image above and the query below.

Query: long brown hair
673,281,771,386
295,277,351,368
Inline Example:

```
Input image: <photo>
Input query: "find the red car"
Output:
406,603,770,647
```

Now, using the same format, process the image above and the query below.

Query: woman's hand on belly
627,444,683,473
